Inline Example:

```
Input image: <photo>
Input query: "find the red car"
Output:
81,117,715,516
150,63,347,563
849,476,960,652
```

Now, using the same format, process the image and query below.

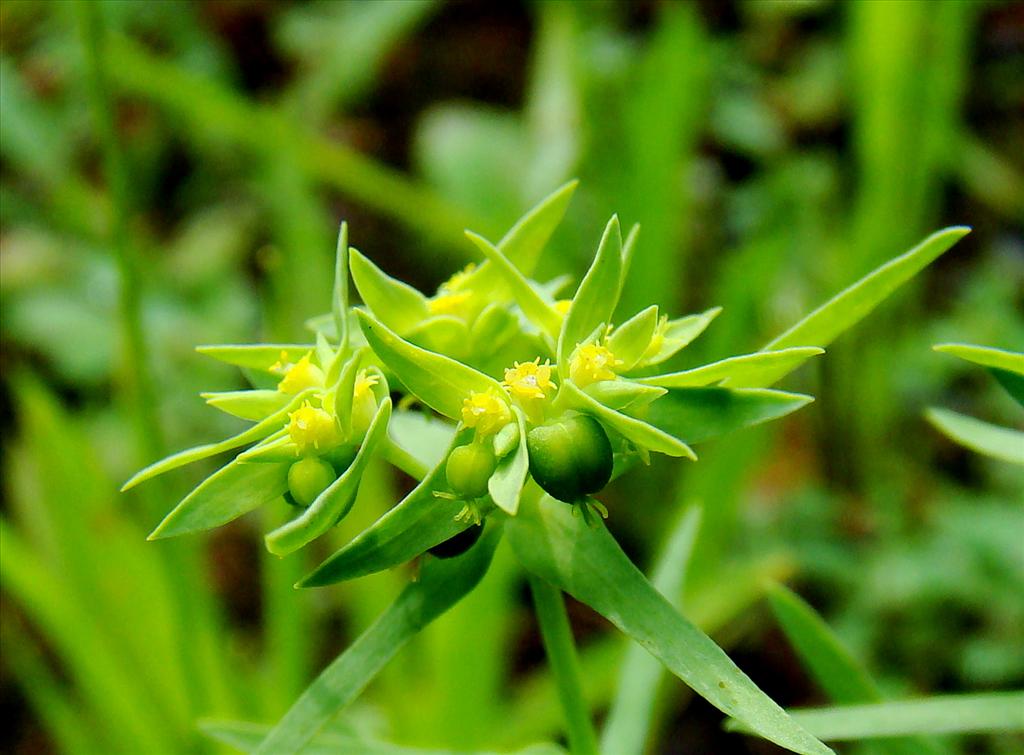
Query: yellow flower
354,370,380,401
287,401,338,451
350,369,380,438
427,290,473,316
443,263,477,292
554,299,572,317
277,352,325,394
570,343,623,387
461,389,512,436
502,358,556,401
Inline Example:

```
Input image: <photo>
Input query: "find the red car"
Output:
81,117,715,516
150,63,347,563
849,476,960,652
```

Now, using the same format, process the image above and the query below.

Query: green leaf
632,387,813,444
464,230,562,338
505,495,833,755
148,459,290,540
727,692,1024,741
202,390,292,421
122,390,313,491
558,216,623,374
757,227,970,386
299,428,478,586
992,368,1024,408
562,381,695,459
349,248,430,333
584,381,666,412
255,525,501,755
601,505,703,755
933,343,1024,375
767,585,939,755
265,398,393,556
333,222,349,349
357,310,506,422
606,305,660,371
640,348,823,388
925,408,1024,465
488,406,528,515
633,308,722,369
406,315,472,358
195,344,313,371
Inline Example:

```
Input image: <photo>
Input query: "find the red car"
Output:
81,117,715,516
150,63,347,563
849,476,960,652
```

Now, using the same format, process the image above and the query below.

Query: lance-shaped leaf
619,223,641,285
256,525,501,755
148,458,290,540
300,428,478,586
606,305,660,371
195,344,313,371
265,399,393,556
631,386,813,444
767,584,940,755
406,315,472,358
357,310,506,422
349,248,430,334
754,227,970,387
558,216,623,374
726,692,1024,741
632,308,722,369
488,406,529,515
202,389,292,421
935,343,1024,407
585,380,666,412
465,231,562,338
563,380,695,459
925,408,1024,465
640,348,824,389
505,495,833,755
122,389,314,490
333,222,349,350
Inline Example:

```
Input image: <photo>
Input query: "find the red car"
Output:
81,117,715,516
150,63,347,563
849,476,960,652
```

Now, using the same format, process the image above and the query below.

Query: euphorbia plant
126,182,968,755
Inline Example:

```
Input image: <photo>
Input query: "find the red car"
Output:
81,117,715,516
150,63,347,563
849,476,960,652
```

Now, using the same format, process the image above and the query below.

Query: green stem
528,575,599,755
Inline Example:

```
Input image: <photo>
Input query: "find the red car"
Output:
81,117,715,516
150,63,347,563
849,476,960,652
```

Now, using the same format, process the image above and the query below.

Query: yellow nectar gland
570,343,623,387
461,390,512,436
353,370,380,402
276,352,325,394
287,401,338,452
502,358,556,402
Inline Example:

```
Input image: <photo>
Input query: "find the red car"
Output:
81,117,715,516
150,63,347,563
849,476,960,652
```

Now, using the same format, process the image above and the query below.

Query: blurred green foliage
1,1,1021,753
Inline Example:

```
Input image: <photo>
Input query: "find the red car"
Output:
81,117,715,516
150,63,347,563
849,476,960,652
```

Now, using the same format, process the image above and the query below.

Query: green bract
124,182,970,755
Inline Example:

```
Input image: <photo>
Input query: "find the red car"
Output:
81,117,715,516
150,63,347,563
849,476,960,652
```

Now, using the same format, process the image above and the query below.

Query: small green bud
287,456,336,507
526,413,613,503
445,442,497,499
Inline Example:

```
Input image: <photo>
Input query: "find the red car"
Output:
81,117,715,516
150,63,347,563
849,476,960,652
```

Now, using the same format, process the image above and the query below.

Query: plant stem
528,575,599,755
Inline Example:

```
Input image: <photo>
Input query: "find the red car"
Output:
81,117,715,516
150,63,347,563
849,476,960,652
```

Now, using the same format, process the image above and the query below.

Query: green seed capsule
445,442,496,499
287,456,336,507
527,413,613,503
428,524,483,559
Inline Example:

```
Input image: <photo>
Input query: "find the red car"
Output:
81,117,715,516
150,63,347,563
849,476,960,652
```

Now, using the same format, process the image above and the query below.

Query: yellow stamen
461,389,512,436
287,401,338,451
427,290,473,316
277,352,325,394
569,343,623,387
502,358,556,401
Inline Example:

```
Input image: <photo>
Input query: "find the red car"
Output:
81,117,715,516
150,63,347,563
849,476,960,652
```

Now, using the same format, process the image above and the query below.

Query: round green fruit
445,442,496,499
526,413,613,503
287,456,336,507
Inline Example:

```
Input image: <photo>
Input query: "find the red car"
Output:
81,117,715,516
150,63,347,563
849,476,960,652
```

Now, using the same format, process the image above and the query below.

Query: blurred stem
77,0,162,468
528,575,599,755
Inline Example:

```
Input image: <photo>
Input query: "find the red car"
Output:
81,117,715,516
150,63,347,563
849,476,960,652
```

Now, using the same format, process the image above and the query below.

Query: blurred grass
1,1,1021,754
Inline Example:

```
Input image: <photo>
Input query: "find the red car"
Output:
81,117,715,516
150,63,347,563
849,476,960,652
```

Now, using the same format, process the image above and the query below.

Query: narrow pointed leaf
727,692,1024,741
640,348,824,389
196,344,312,371
265,399,393,556
606,305,660,371
933,343,1024,375
563,381,695,458
633,308,722,369
256,526,501,755
465,230,562,338
585,380,666,411
357,311,506,421
148,459,289,539
506,495,833,755
488,406,529,515
601,505,703,755
202,390,292,421
619,223,641,285
756,227,970,386
632,387,813,444
333,222,349,349
558,216,623,373
992,368,1024,407
349,248,430,333
122,390,313,490
300,428,477,586
925,408,1024,465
